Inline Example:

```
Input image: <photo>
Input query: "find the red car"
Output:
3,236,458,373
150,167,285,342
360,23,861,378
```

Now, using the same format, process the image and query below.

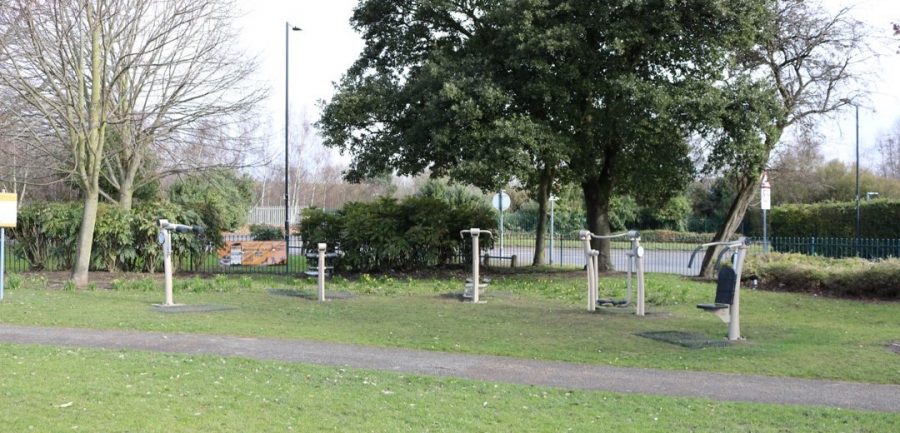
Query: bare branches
762,1,871,128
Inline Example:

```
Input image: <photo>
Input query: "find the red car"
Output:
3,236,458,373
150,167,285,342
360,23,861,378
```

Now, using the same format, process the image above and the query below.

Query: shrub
11,201,205,273
745,253,900,299
299,195,496,272
250,224,284,241
744,200,900,239
638,230,738,244
168,169,256,247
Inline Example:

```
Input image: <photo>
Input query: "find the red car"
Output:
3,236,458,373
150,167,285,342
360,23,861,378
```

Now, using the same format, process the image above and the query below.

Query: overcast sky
236,0,900,172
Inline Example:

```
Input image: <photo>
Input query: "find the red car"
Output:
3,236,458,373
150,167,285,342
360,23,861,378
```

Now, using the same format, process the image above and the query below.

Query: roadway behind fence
3,233,899,277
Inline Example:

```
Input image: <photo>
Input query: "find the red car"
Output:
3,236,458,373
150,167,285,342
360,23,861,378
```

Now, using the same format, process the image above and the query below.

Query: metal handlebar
577,230,640,240
687,237,750,269
460,228,494,239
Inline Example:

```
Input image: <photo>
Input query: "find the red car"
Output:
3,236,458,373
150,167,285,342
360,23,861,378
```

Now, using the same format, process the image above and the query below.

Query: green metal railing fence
3,234,899,277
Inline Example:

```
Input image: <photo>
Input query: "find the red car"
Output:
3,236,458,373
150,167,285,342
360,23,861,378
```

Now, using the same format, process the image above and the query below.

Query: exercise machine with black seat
687,237,750,341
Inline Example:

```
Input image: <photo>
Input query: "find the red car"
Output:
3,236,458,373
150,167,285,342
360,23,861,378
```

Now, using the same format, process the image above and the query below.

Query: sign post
760,172,771,254
549,195,558,265
0,192,18,301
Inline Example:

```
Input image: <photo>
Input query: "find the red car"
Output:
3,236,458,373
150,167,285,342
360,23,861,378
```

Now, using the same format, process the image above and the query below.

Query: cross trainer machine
687,237,750,341
460,228,492,303
579,230,645,315
156,219,204,306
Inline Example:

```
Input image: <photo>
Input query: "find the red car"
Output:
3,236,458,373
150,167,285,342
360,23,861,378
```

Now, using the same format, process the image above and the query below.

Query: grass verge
1,344,896,433
1,271,898,384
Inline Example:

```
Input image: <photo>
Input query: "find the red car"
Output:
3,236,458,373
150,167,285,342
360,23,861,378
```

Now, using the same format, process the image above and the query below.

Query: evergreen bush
299,195,496,272
11,201,205,272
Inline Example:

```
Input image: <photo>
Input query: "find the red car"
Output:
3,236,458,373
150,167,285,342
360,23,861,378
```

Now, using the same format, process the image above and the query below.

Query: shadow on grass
637,330,729,349
266,288,355,300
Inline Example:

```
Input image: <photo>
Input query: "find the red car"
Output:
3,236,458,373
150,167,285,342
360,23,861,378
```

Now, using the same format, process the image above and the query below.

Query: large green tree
320,0,766,270
698,0,868,277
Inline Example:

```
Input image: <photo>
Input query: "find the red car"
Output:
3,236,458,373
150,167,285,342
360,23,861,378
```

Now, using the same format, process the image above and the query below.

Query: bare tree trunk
71,189,100,286
71,6,107,287
531,167,552,266
582,174,614,271
698,176,755,278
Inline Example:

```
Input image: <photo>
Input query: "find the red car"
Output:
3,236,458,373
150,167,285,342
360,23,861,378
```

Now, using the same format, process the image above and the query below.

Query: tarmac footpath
1,324,898,413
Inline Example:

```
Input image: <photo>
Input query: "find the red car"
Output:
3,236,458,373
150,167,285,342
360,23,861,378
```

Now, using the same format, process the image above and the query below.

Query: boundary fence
3,233,899,277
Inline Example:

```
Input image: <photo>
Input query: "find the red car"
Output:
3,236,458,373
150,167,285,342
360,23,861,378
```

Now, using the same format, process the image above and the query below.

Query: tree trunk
71,189,100,287
698,176,756,278
531,166,553,266
118,175,135,211
582,174,614,271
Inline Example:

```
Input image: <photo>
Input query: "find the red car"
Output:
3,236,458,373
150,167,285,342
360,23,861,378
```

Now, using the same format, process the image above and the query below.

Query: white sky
235,0,900,171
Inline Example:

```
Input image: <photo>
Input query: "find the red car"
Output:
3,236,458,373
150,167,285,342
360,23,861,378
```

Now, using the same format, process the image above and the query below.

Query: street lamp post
285,22,301,272
854,104,860,256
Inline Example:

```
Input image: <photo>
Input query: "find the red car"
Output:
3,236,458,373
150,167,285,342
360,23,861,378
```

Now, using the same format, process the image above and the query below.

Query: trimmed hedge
638,230,739,243
744,253,900,299
745,200,900,238
11,201,206,272
249,224,284,241
299,196,496,272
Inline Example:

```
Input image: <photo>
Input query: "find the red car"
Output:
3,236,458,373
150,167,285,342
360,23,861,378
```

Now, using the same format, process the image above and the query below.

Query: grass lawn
1,270,897,384
2,344,896,433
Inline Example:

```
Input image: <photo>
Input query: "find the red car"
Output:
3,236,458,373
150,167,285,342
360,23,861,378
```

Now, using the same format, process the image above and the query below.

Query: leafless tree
0,0,136,286
0,0,265,286
699,0,870,276
876,120,900,179
101,0,267,210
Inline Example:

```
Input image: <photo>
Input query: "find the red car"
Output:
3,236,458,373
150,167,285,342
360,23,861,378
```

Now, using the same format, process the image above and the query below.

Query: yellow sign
0,193,16,228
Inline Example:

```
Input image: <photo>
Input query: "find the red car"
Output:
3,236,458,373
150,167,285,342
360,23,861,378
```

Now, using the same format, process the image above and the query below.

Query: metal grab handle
460,229,494,239
687,238,750,268
577,230,640,240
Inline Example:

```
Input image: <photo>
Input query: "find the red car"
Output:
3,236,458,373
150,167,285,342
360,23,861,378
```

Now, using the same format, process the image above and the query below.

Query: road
488,245,701,276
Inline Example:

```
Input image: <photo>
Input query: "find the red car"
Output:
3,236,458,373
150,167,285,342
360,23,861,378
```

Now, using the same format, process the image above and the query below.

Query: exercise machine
460,228,492,303
156,219,204,306
579,230,645,315
304,243,341,301
687,237,750,341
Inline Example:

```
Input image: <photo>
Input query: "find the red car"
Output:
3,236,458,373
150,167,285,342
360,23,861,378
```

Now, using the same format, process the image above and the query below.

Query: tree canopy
320,0,769,269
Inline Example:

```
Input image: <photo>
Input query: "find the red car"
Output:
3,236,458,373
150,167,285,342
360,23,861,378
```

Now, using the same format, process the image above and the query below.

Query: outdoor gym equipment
304,243,342,301
687,237,750,341
157,219,204,306
460,228,492,303
579,230,645,315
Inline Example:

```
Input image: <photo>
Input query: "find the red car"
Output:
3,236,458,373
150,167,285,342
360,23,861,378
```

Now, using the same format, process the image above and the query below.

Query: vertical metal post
471,231,480,303
634,236,645,316
163,229,174,306
317,243,326,301
728,246,746,341
580,231,596,312
855,104,860,256
284,22,291,275
498,191,504,259
549,198,555,265
1,228,5,301
762,209,768,253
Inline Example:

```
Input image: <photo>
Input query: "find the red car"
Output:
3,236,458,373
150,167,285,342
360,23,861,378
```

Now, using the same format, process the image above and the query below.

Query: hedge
299,196,496,272
745,253,900,299
744,200,900,238
11,201,206,272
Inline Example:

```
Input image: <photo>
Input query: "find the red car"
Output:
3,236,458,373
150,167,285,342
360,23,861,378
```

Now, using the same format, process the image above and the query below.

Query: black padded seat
697,267,736,311
697,302,730,311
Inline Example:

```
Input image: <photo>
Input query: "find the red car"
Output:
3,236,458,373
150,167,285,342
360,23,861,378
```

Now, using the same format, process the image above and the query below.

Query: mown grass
1,344,896,433
1,270,897,384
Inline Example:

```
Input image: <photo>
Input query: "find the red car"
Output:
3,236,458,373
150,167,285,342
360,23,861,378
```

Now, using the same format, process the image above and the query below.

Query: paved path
1,324,898,413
